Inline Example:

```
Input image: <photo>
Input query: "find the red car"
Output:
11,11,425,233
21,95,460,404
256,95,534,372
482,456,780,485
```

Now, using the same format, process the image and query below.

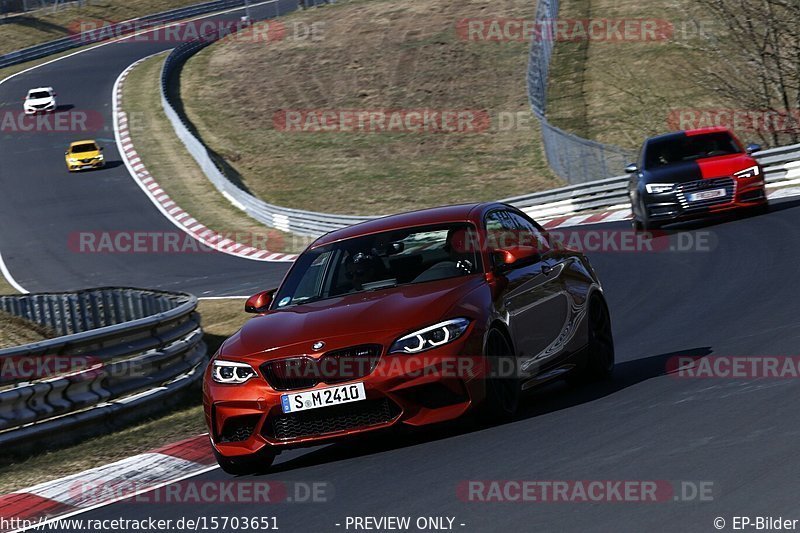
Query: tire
480,329,521,420
213,447,275,476
568,294,615,384
632,201,659,231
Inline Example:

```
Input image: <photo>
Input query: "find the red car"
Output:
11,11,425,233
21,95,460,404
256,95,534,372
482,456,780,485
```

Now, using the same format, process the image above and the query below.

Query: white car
24,87,57,115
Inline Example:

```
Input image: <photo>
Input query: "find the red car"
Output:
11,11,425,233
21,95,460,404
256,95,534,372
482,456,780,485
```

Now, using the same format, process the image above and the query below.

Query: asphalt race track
5,4,800,533
39,202,800,532
0,3,289,296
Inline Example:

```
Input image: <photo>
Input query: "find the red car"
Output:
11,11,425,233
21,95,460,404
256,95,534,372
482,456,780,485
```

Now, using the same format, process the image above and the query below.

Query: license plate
281,382,366,413
688,188,726,202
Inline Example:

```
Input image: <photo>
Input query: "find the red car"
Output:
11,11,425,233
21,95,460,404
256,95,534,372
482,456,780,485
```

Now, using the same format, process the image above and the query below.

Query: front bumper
203,332,488,459
24,103,55,114
641,177,766,224
67,159,105,171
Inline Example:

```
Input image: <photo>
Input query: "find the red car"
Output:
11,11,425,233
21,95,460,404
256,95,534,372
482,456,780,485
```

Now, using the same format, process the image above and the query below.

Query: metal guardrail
160,0,373,238
0,0,248,69
505,143,800,217
0,288,206,450
159,0,800,236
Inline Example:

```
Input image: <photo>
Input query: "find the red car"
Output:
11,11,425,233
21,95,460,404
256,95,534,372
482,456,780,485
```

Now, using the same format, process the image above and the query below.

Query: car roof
28,87,54,93
311,202,504,248
646,126,732,144
69,140,98,147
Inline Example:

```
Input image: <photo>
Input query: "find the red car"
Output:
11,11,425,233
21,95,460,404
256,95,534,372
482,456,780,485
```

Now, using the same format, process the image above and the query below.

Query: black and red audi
627,127,768,230
203,203,614,474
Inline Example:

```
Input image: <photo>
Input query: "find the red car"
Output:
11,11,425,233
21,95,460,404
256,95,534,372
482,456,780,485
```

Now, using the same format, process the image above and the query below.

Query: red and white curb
0,435,214,531
112,56,296,263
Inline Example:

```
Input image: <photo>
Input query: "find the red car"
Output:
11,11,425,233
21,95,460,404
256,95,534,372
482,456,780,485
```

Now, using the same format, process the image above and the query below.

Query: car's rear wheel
481,329,521,420
213,447,275,476
568,294,615,383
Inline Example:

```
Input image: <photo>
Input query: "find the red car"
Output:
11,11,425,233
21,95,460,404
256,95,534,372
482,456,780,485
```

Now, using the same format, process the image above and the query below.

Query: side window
484,210,518,251
507,212,550,253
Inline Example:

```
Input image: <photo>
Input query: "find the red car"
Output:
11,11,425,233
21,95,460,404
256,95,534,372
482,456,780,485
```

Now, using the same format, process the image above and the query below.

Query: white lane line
0,1,286,293
0,248,28,294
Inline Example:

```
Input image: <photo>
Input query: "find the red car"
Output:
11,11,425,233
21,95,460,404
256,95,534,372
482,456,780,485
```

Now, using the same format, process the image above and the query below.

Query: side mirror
493,246,541,271
624,163,639,173
100,147,104,151
745,143,762,155
245,289,276,314
64,151,69,155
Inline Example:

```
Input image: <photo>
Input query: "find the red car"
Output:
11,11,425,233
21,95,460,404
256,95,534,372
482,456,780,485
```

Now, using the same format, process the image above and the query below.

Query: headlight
734,165,760,179
211,360,258,384
96,154,104,160
389,318,471,354
68,158,78,163
645,183,675,194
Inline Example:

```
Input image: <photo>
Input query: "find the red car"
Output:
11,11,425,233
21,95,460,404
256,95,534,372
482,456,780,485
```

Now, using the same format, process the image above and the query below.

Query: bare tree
691,0,800,146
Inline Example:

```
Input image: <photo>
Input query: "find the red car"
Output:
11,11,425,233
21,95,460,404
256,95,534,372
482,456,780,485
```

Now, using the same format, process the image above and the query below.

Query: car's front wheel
569,294,615,383
481,329,521,420
213,447,275,476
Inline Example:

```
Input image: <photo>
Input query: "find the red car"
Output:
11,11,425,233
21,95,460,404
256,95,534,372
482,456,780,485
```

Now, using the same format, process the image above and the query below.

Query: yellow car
65,140,105,172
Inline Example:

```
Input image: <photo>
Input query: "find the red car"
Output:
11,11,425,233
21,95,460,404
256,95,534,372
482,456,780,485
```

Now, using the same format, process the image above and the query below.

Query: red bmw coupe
203,202,614,474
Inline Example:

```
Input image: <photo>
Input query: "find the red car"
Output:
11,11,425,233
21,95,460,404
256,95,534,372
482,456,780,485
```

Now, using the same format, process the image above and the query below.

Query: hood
642,153,757,184
220,275,485,361
26,97,54,105
69,149,101,159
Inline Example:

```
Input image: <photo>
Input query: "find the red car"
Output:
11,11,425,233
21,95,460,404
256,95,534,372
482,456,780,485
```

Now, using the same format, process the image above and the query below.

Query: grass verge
179,0,562,216
122,52,310,253
0,0,203,55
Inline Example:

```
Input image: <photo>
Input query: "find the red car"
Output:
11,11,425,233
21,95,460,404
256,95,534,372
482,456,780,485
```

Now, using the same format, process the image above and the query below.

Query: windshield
273,222,481,308
28,91,51,99
71,143,98,153
644,132,742,169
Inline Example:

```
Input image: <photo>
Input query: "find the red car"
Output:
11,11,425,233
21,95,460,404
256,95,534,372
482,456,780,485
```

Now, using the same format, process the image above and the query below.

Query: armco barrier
158,0,800,236
159,0,372,238
0,288,206,451
0,0,248,69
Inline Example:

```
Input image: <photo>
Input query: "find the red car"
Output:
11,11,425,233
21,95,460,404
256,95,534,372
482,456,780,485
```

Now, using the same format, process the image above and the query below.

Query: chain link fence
527,0,636,184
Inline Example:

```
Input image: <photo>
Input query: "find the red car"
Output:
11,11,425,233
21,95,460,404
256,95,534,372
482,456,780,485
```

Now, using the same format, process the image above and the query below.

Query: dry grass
546,0,723,149
180,0,562,216
123,53,312,253
0,310,55,349
0,0,203,55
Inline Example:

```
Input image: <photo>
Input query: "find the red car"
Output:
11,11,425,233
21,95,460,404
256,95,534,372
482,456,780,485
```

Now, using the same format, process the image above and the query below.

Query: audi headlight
734,165,760,179
389,318,471,354
645,183,675,194
211,360,257,384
